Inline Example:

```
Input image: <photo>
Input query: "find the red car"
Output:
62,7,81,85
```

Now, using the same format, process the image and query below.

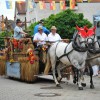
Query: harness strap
57,49,73,62
55,43,73,63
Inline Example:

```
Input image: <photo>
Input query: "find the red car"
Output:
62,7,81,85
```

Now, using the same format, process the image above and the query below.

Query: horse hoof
73,80,76,84
90,85,95,89
78,87,83,90
81,83,86,87
57,77,62,82
56,84,61,87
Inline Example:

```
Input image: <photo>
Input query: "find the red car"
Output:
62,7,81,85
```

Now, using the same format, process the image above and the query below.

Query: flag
32,0,36,8
88,0,92,2
76,0,83,2
70,0,75,9
60,0,66,10
28,0,33,9
39,1,46,9
50,1,56,10
6,0,12,9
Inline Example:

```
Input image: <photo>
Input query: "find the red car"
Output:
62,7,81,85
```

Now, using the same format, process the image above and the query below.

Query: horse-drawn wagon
0,37,50,82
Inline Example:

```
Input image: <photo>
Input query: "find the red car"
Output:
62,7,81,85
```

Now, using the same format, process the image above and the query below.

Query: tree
28,9,92,39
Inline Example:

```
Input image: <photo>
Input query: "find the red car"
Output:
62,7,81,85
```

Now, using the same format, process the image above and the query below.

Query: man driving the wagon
13,19,29,52
14,19,28,40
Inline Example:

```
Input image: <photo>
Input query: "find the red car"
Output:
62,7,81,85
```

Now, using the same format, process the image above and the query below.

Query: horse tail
44,53,51,75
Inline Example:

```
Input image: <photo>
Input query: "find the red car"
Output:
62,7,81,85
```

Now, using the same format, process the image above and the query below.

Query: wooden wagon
0,37,52,82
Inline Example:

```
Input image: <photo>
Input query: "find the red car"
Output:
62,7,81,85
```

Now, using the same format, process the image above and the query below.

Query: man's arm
43,27,50,34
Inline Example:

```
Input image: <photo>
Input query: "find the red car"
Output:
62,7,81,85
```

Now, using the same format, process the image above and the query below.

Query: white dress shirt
48,32,61,42
33,32,48,46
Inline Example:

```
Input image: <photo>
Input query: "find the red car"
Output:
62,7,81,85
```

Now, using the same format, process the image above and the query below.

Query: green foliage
28,9,92,39
28,22,38,35
0,31,12,48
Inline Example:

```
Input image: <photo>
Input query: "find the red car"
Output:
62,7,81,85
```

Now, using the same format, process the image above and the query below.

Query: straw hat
38,26,43,30
51,26,57,30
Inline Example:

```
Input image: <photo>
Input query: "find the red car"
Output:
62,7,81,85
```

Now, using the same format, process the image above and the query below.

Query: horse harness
55,42,73,63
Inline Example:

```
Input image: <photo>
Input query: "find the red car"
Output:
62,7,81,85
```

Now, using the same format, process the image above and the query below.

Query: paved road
0,75,100,100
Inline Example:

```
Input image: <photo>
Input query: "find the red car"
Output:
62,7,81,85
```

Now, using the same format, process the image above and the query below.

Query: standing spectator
92,65,99,76
33,20,50,35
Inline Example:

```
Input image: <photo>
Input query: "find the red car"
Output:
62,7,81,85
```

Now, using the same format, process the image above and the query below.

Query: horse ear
84,25,88,31
93,26,96,31
76,25,80,31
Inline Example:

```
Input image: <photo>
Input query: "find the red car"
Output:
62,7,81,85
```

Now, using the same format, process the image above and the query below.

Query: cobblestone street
0,75,100,100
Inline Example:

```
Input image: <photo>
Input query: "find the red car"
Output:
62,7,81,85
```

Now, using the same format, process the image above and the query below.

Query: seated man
33,26,48,48
33,26,48,66
14,19,28,40
48,26,69,43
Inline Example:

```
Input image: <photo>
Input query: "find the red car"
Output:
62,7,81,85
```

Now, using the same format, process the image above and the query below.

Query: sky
0,0,25,20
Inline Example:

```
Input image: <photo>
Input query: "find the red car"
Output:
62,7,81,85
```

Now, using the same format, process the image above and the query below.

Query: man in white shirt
33,26,48,46
48,26,61,42
48,26,69,43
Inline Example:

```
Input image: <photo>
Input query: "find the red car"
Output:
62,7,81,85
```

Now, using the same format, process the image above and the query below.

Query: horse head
72,26,88,52
85,26,100,53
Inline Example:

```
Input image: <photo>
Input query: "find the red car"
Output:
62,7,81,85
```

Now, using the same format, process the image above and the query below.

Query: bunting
88,0,92,2
70,0,75,9
28,0,33,9
6,0,12,9
50,0,56,10
76,0,83,2
60,0,66,10
32,0,36,8
39,1,46,9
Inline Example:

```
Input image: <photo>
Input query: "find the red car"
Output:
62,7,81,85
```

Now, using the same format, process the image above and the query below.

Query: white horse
46,26,90,90
85,27,100,89
72,26,100,89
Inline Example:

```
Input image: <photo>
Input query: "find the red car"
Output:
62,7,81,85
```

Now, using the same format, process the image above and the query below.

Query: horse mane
72,31,87,52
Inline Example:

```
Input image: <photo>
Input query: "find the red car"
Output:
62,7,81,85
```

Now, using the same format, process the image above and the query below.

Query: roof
76,0,100,2
90,0,100,2
16,1,26,15
34,0,63,2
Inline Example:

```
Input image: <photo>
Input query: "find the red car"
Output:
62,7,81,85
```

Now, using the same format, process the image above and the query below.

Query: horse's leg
89,66,94,89
72,67,77,84
56,62,62,82
76,69,79,85
80,68,86,87
71,60,84,90
52,63,60,87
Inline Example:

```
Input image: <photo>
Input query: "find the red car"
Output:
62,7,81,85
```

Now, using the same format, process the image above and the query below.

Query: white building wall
26,2,63,26
76,3,100,23
26,2,100,26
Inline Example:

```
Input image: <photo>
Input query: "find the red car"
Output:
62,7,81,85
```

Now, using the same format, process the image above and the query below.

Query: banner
32,0,36,8
60,0,66,10
6,0,12,9
70,0,75,9
28,0,33,9
76,0,83,2
39,1,46,9
88,0,92,2
50,0,56,10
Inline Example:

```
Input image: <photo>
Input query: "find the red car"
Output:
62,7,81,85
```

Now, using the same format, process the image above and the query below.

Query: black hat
16,19,22,24
39,19,44,24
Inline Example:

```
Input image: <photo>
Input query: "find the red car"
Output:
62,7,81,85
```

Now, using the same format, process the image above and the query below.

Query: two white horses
46,26,97,90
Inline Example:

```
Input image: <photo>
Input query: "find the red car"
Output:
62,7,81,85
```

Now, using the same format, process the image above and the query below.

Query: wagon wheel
18,57,39,82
